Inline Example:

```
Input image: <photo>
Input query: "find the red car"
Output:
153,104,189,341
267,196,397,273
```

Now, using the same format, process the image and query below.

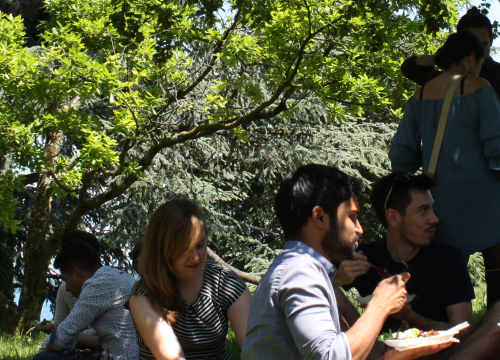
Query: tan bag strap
426,76,464,178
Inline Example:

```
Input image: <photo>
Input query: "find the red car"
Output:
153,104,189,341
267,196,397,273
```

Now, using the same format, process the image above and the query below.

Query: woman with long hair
390,31,500,271
128,199,252,360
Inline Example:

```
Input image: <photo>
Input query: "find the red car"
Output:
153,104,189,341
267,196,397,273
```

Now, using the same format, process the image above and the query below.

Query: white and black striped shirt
133,260,246,360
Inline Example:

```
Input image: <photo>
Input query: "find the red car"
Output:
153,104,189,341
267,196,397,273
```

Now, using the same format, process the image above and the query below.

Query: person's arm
478,85,500,177
129,295,185,360
345,274,410,360
389,101,423,173
447,302,500,360
389,302,471,338
332,251,370,288
227,288,252,347
334,289,385,360
53,282,75,325
401,55,441,86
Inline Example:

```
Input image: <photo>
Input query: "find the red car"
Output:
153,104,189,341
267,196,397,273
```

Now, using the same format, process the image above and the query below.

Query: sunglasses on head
384,173,415,212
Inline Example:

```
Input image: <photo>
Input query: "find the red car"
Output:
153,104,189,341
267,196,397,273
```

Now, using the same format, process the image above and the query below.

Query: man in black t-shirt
334,173,474,335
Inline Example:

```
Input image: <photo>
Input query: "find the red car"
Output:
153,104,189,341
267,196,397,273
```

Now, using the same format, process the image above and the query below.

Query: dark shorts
33,351,75,360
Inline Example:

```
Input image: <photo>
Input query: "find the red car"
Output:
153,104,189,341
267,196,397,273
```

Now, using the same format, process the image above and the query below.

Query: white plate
381,331,456,350
356,294,416,305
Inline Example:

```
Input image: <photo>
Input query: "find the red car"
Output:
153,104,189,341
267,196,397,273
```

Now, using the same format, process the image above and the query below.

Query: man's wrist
365,298,392,319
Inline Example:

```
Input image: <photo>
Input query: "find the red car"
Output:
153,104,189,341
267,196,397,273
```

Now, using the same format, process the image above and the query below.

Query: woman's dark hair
457,7,493,42
275,164,363,239
434,30,484,69
139,199,208,324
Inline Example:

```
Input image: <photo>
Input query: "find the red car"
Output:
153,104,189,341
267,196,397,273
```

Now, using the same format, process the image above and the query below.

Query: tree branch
207,247,261,285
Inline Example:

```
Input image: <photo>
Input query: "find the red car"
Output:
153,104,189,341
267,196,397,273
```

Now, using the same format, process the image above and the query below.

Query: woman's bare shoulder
465,76,491,94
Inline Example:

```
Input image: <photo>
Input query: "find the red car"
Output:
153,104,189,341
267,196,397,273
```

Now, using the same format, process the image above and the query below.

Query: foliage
0,0,465,331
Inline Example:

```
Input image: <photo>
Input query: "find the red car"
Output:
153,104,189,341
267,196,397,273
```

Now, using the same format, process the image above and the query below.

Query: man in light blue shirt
241,164,453,360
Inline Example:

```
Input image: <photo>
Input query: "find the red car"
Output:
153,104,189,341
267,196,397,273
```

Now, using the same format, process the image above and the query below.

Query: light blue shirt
241,241,352,360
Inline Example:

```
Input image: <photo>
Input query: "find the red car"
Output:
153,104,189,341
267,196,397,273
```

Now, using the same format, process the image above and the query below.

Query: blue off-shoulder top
389,85,500,254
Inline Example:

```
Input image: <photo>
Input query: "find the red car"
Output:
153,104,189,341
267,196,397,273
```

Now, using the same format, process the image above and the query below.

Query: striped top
132,260,247,360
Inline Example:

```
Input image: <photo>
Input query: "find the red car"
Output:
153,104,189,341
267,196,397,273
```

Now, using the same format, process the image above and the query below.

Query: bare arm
335,288,385,360
227,288,252,347
129,295,185,360
345,274,409,360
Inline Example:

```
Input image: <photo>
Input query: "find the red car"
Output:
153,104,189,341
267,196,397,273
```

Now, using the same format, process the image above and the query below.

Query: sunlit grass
0,329,241,360
0,329,45,360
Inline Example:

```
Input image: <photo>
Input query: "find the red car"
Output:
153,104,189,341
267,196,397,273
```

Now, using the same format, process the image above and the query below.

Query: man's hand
40,323,58,334
370,273,410,315
332,251,370,288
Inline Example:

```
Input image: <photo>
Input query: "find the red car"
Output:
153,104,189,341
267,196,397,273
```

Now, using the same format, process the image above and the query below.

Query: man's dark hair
434,31,485,69
54,240,101,274
275,164,363,239
62,230,100,252
371,173,438,228
457,7,493,43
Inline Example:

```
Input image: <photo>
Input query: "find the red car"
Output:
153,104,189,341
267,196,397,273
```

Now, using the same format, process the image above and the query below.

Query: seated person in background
128,199,252,360
38,231,99,354
35,238,138,360
242,164,452,360
335,172,474,336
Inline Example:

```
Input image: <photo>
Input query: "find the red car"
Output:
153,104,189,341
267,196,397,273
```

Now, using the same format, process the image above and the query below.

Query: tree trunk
15,130,64,334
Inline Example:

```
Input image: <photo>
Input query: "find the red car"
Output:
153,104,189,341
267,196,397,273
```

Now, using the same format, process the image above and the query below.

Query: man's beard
400,218,434,248
321,218,357,262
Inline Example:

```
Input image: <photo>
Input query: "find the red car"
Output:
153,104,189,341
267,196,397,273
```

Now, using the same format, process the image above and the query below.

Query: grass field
0,328,241,360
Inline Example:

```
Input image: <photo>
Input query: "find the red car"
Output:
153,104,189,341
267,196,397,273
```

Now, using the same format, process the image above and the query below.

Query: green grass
0,329,240,360
0,330,45,360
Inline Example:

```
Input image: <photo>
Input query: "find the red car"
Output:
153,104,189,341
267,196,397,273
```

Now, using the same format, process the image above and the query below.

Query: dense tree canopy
0,0,467,332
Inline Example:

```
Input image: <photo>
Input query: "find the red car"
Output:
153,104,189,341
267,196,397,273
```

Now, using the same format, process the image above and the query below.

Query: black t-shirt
345,239,475,332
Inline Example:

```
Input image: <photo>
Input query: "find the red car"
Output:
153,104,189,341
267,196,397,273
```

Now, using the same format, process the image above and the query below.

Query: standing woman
128,199,252,360
389,31,500,265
